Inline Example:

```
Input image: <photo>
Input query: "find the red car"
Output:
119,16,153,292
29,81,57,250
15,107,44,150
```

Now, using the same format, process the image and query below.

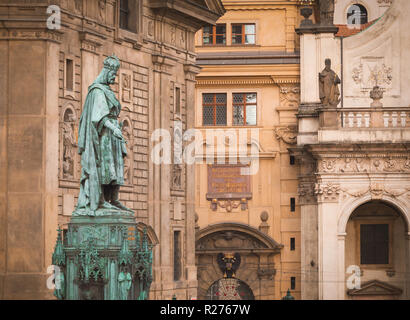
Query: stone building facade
295,0,410,300
0,0,223,299
193,0,302,300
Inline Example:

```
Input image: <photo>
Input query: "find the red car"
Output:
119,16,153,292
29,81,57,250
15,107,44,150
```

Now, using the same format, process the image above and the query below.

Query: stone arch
61,103,78,122
136,222,159,246
338,195,410,235
196,222,283,300
196,222,283,250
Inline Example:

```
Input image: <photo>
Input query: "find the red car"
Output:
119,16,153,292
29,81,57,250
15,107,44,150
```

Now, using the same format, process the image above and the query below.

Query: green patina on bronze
75,54,132,216
52,55,155,300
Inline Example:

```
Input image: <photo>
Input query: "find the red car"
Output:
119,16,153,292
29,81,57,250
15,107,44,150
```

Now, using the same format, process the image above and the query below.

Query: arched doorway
206,278,255,300
344,200,408,299
196,223,283,300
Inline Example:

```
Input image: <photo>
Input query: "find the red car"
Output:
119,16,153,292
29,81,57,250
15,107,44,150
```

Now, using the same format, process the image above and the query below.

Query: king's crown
103,54,120,72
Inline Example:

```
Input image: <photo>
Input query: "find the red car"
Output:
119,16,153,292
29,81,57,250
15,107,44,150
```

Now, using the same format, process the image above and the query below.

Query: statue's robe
77,83,126,213
319,68,341,106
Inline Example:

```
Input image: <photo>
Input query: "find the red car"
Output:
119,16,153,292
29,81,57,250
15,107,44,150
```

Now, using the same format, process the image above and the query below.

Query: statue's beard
95,68,115,85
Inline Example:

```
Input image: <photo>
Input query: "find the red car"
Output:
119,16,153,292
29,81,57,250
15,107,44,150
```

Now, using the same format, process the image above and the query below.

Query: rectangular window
66,59,74,91
232,93,257,126
290,198,296,212
202,93,227,126
290,237,295,251
290,155,295,165
232,23,256,45
174,231,182,281
175,87,181,115
120,0,139,32
119,0,129,30
360,224,389,265
290,277,296,290
203,24,226,45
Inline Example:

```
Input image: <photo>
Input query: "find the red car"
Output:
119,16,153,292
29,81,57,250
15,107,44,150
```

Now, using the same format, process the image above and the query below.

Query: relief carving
341,183,409,200
98,0,106,23
314,182,340,202
196,231,267,251
352,58,392,91
279,85,300,109
318,157,410,174
298,182,317,204
121,119,132,184
121,72,132,104
62,108,78,179
274,126,297,145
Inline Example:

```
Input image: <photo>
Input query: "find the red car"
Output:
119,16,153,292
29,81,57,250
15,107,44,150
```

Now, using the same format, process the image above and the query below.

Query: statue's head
102,54,120,84
325,58,331,71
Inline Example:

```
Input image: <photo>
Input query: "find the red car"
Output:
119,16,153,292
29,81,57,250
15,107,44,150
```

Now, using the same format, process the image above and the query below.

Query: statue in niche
318,0,335,26
118,270,132,300
172,164,182,189
74,55,132,216
319,59,341,107
62,110,77,178
121,123,132,183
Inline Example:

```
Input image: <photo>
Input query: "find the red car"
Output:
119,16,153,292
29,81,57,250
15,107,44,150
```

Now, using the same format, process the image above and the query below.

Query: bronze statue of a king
74,55,132,216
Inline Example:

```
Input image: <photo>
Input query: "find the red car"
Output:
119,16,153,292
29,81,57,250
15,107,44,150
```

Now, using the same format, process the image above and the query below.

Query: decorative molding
347,279,402,297
315,182,340,202
341,184,409,200
0,29,63,43
274,126,297,145
351,58,393,91
210,198,248,213
317,157,410,174
298,182,317,205
257,268,276,280
278,84,300,110
196,77,275,86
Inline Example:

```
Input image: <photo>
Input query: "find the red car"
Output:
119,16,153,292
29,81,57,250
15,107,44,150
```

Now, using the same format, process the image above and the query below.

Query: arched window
347,4,368,25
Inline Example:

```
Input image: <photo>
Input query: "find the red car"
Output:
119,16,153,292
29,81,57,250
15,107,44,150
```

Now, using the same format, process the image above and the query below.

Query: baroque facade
193,0,302,300
295,0,410,299
0,0,223,299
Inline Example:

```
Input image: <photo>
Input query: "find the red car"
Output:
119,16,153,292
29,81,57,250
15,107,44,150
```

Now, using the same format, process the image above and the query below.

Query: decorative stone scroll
206,165,252,212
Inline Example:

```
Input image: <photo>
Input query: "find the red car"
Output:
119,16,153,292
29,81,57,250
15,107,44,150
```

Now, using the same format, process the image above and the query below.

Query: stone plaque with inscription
206,165,252,212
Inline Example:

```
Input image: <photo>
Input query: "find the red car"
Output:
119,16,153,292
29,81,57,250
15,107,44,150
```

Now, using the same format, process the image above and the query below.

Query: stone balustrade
319,107,410,129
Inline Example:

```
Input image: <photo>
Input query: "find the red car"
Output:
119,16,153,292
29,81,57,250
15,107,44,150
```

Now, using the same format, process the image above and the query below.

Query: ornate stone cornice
184,63,201,82
196,77,275,86
79,31,105,53
0,28,63,43
151,53,177,74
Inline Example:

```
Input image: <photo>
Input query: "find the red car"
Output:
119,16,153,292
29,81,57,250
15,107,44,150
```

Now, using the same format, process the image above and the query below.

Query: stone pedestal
52,213,155,300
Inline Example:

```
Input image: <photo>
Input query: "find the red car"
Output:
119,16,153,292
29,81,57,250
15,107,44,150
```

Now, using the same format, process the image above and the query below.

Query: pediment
347,280,403,296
